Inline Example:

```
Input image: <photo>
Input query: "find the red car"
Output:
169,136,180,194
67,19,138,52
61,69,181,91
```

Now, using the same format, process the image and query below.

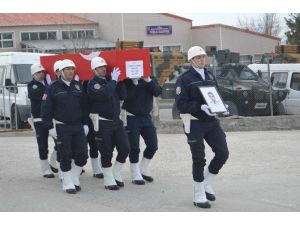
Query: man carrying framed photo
175,46,229,209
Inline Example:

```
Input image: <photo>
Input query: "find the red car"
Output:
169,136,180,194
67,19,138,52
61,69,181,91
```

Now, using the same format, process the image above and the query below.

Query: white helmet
31,64,45,76
91,57,107,70
53,60,62,72
187,46,207,61
60,59,76,71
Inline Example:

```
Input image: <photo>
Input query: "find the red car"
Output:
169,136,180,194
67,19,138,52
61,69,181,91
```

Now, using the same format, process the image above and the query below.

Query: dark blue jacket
87,75,126,121
27,78,48,118
41,78,88,129
122,77,162,116
175,66,219,122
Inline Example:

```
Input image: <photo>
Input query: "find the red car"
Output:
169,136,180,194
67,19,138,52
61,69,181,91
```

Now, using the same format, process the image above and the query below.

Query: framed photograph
198,86,228,113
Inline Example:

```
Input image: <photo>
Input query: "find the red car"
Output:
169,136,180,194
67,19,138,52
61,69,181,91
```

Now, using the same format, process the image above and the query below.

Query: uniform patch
75,84,80,90
32,85,38,89
42,94,47,100
176,86,181,95
94,83,101,90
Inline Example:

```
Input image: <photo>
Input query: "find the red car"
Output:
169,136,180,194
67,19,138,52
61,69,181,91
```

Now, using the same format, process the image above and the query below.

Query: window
0,32,14,48
162,45,181,52
21,31,57,41
290,73,300,91
239,67,258,81
62,30,94,39
271,72,288,89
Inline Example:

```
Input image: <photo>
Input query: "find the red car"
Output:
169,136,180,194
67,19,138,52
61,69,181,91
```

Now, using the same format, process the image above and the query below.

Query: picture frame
197,86,228,113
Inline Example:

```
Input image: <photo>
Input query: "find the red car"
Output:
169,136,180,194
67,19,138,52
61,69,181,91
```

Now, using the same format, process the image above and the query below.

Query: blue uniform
87,76,129,168
41,78,88,172
175,66,229,182
122,77,162,163
27,78,49,160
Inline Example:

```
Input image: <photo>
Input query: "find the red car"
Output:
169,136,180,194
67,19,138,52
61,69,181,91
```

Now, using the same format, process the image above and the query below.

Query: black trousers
87,118,99,159
185,120,229,182
53,138,61,163
95,120,130,168
126,114,158,163
56,124,88,172
34,122,49,160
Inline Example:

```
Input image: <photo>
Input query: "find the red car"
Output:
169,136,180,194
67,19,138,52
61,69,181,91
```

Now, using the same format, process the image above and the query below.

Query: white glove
132,78,139,86
223,104,230,115
201,104,217,116
143,76,152,83
45,74,52,85
111,67,121,81
83,125,89,136
49,128,57,139
74,74,80,81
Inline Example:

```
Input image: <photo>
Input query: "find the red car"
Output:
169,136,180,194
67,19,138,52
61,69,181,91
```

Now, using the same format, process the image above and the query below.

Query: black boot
193,201,211,208
115,180,124,187
43,174,55,178
50,165,58,173
142,174,153,182
105,185,119,191
66,189,77,194
93,173,104,179
205,192,216,201
75,185,81,192
132,180,145,185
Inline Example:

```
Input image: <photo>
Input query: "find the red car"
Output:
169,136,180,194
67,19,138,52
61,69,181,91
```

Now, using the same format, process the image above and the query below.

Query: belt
54,119,64,124
126,111,135,116
99,116,113,121
33,118,42,122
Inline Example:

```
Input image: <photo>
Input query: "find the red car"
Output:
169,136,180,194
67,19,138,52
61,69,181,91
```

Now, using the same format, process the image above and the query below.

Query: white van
0,52,53,128
248,63,300,115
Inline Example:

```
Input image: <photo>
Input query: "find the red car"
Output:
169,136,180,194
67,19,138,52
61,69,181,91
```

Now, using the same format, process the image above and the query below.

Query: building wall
75,13,192,52
0,24,98,52
192,25,280,55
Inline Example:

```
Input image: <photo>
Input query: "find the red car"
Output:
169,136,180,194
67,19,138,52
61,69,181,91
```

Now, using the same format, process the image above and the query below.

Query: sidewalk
0,130,299,211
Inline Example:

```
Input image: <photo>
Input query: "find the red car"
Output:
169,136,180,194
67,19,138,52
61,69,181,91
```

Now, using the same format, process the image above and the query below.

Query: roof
0,14,97,27
160,13,193,23
21,39,115,51
192,24,281,41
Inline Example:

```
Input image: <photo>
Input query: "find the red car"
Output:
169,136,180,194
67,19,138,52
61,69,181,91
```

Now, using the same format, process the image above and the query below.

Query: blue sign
146,25,172,35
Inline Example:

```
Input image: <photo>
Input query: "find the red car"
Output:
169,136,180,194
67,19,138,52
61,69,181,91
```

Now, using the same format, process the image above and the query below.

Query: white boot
49,150,58,173
57,161,62,180
39,159,54,178
139,157,153,182
102,167,119,190
193,181,210,208
71,164,83,191
203,167,216,201
62,170,76,194
91,157,103,178
113,161,124,187
130,163,145,185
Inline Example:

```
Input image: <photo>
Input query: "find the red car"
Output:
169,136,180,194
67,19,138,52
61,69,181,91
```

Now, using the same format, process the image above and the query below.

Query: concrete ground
0,130,299,212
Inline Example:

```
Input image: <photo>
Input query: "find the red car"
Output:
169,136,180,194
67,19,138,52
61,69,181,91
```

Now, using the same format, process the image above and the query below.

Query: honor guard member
27,64,54,178
87,57,130,191
82,80,104,179
41,59,89,194
175,46,229,208
122,76,162,184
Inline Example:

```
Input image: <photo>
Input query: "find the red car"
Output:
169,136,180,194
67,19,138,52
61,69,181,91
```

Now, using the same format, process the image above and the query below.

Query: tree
237,13,282,37
284,13,300,44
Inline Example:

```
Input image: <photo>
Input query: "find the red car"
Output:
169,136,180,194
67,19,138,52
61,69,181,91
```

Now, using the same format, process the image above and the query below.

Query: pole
268,60,273,116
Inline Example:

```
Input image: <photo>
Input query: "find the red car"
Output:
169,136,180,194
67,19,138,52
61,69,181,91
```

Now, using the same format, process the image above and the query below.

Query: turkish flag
40,48,151,81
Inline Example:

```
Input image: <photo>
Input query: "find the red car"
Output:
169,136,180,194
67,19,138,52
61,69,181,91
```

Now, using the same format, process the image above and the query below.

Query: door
285,72,300,114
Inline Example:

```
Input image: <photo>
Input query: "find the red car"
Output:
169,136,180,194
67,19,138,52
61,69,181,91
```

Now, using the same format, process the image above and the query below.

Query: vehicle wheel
11,105,24,129
225,101,239,116
172,102,180,120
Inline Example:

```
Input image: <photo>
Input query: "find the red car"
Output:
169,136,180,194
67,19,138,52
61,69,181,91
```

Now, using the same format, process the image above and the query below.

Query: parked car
0,52,52,128
248,63,300,115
